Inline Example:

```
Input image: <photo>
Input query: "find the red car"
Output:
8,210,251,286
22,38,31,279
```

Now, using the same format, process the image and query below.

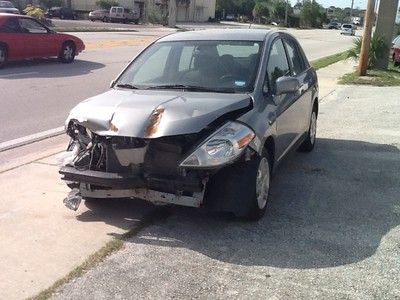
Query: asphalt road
0,27,356,143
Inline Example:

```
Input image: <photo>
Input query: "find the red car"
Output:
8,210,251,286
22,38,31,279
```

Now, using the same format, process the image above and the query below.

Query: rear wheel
59,42,76,63
102,16,108,22
0,45,7,69
298,108,317,152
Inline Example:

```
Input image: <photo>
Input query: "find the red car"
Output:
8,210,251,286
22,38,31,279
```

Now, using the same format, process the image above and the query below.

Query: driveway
52,86,400,299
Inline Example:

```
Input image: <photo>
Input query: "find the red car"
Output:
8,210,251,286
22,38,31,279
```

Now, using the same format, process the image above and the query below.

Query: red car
0,13,85,68
391,35,400,67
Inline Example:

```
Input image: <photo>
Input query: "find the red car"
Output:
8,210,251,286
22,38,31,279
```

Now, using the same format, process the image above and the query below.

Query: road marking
0,126,65,152
0,71,38,78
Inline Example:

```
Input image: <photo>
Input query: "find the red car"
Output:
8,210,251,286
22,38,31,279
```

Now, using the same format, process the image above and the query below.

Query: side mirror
275,76,300,96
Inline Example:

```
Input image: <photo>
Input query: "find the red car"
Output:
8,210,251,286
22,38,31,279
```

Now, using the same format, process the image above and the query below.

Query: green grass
29,207,171,300
339,63,400,86
310,51,348,70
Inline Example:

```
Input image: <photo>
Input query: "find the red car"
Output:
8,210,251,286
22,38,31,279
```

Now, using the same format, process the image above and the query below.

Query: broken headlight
180,121,255,168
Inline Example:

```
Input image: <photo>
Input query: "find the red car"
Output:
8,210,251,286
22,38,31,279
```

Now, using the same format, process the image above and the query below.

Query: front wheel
298,109,317,152
0,45,7,69
59,42,76,63
206,151,271,221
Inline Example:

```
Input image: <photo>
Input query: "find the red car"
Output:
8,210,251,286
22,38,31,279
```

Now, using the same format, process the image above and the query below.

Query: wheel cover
63,45,74,60
256,157,270,210
310,111,317,145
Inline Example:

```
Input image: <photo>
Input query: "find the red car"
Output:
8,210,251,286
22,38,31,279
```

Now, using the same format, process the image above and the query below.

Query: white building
69,0,215,22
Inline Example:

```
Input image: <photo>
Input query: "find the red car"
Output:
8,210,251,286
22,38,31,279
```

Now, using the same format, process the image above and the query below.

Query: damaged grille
65,129,209,194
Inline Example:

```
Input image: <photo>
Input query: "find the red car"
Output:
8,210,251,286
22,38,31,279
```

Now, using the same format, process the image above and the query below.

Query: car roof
158,29,273,42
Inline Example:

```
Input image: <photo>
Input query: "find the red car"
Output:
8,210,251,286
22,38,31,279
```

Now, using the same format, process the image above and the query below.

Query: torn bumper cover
59,166,204,193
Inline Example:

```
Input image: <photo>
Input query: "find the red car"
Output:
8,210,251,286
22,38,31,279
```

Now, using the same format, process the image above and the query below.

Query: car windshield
0,1,14,8
116,40,263,93
343,25,352,28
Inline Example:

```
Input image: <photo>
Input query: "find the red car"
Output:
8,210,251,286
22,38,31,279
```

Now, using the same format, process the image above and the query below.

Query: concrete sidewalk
0,60,362,300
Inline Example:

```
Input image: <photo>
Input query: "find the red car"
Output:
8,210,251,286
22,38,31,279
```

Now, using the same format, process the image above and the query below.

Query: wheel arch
313,97,319,116
0,41,9,52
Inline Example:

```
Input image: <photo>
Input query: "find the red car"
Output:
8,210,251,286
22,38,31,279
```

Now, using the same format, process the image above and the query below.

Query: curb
0,127,65,153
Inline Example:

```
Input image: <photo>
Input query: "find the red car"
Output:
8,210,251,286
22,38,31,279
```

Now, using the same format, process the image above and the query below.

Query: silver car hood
66,89,252,138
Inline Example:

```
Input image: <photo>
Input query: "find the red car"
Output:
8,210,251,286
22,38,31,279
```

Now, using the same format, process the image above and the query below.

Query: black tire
206,151,271,221
102,16,108,22
90,18,95,22
60,14,65,19
0,45,7,69
298,108,317,152
58,41,76,63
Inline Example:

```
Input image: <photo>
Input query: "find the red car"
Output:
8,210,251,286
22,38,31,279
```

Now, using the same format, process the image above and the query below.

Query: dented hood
66,89,252,138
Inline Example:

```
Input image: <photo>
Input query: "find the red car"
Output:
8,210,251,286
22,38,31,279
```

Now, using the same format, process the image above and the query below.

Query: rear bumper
59,166,204,193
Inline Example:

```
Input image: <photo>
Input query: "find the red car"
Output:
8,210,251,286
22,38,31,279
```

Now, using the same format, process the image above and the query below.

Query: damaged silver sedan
59,29,319,220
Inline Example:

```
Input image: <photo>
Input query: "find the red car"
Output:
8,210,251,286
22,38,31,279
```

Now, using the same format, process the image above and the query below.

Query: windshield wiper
146,84,235,93
115,83,140,90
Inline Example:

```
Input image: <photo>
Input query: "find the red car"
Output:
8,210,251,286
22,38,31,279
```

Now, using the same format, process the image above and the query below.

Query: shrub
347,34,388,69
23,5,46,22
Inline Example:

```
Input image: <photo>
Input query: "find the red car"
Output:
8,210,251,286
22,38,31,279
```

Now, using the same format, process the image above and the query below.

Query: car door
282,36,313,135
264,37,302,161
0,17,25,60
18,18,57,58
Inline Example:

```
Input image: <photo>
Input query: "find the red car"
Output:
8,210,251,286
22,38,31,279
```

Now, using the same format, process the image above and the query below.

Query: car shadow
74,138,400,269
0,59,105,79
76,197,156,235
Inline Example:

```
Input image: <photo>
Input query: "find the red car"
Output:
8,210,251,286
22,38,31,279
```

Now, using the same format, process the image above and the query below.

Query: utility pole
350,0,354,17
357,0,376,76
374,0,400,69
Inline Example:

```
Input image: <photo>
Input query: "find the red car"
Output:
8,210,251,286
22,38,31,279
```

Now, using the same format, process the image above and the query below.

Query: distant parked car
89,9,109,22
327,22,340,29
109,6,139,24
340,24,355,36
0,13,85,68
225,14,236,21
391,35,400,67
45,7,77,20
0,1,19,14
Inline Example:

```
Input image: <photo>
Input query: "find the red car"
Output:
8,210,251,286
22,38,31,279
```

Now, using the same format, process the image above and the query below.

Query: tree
300,0,325,28
167,0,177,27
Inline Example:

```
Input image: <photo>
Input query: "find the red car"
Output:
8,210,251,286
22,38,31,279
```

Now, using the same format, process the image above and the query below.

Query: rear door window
0,17,20,32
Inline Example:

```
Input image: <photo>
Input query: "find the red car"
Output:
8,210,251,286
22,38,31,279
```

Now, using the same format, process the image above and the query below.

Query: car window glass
117,8,123,13
130,45,172,84
217,43,260,57
0,1,14,8
178,45,195,71
265,39,290,93
284,39,306,76
111,7,116,13
19,18,47,33
0,18,20,32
